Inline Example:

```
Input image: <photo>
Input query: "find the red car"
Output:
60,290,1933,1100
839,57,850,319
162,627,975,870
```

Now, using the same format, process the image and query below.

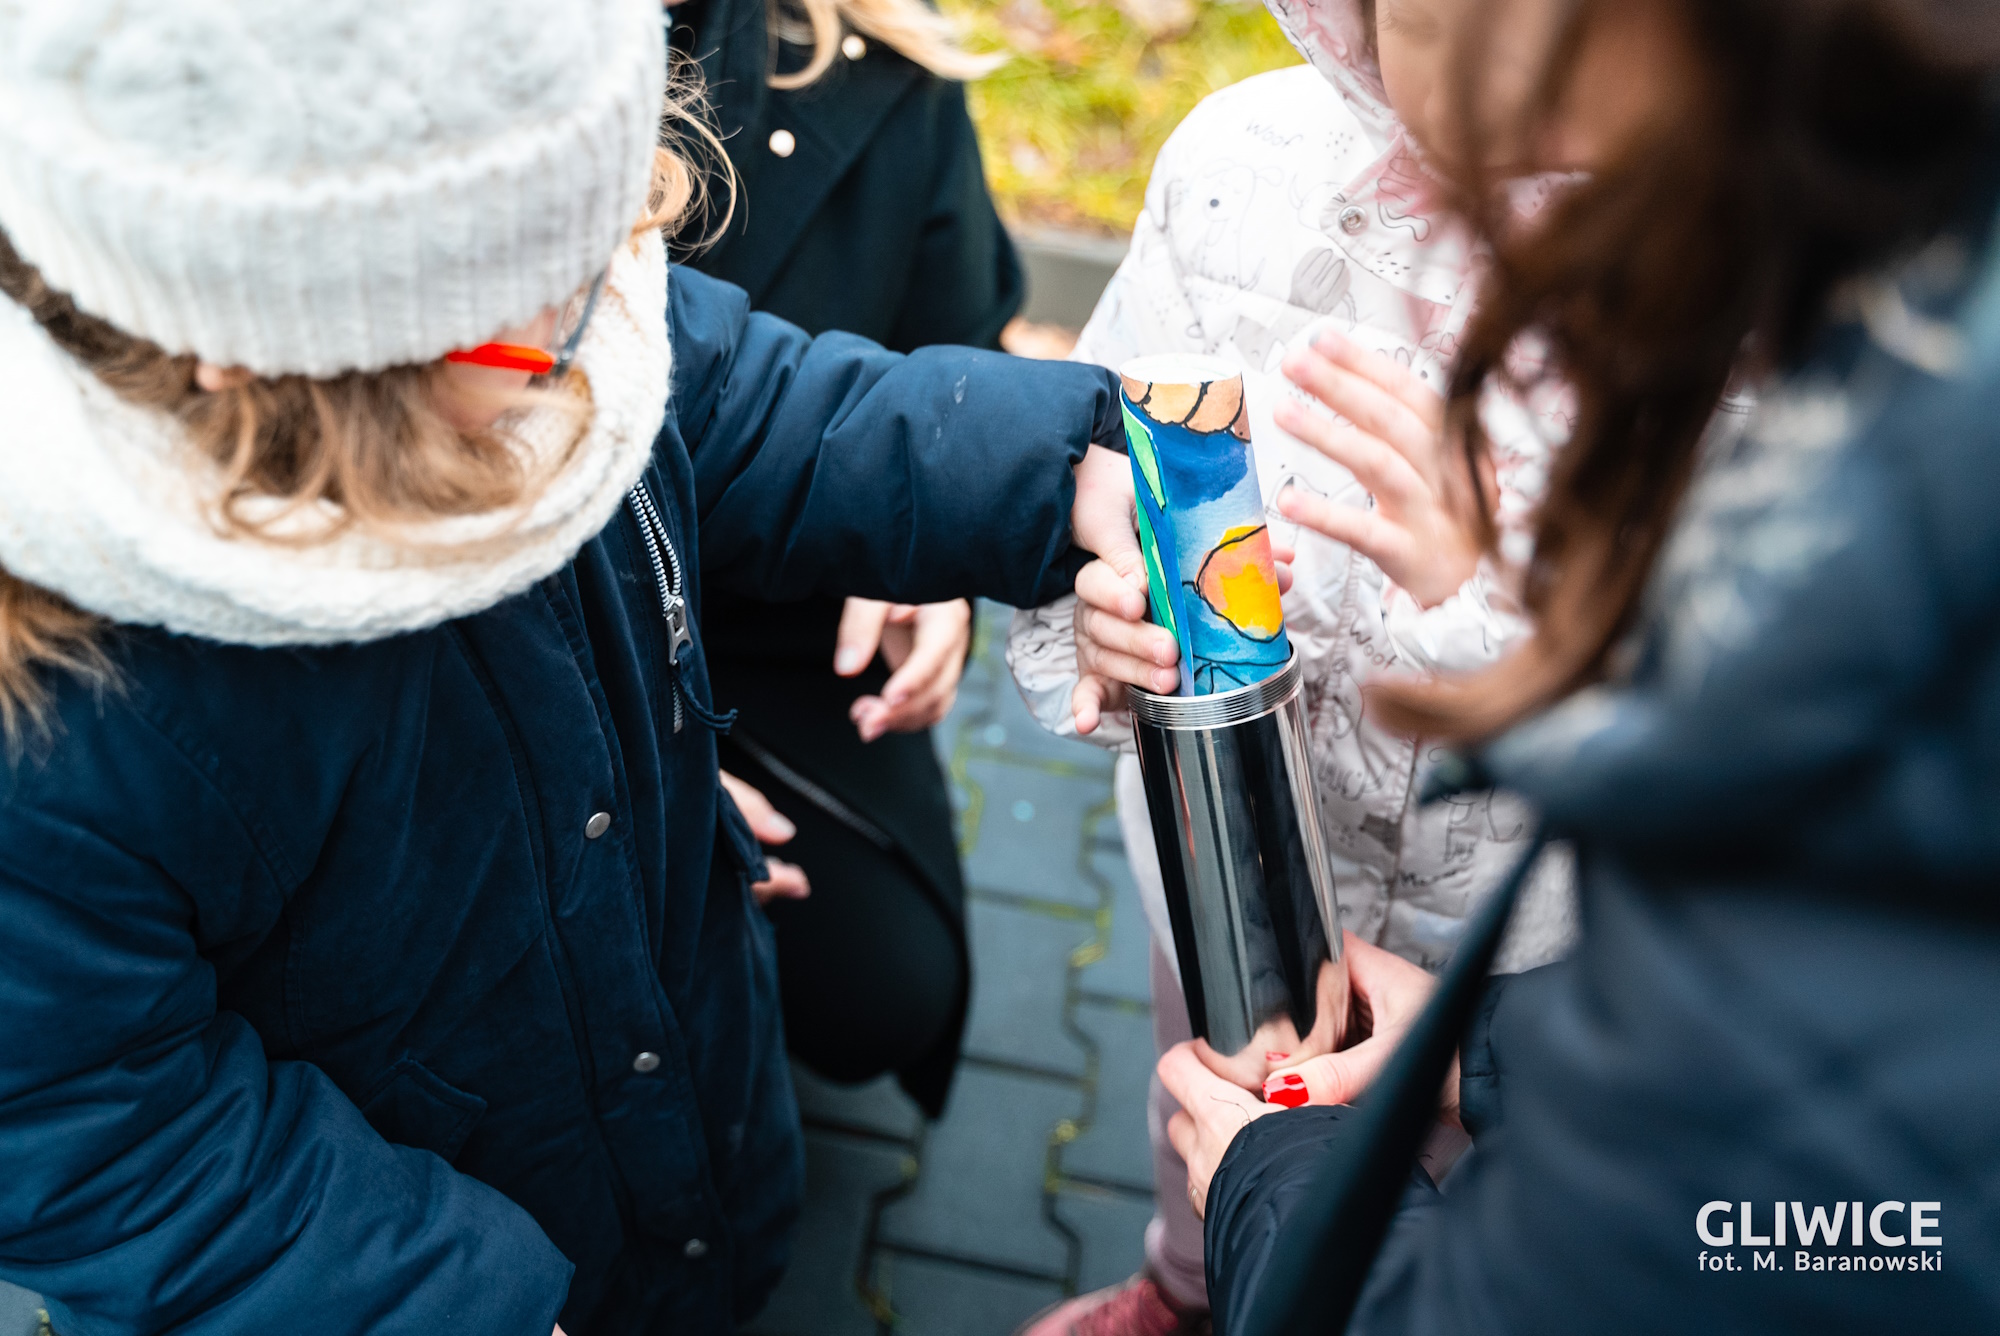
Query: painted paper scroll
1119,355,1290,695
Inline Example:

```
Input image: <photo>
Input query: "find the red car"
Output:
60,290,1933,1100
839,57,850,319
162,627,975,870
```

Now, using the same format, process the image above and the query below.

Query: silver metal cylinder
1131,654,1347,1081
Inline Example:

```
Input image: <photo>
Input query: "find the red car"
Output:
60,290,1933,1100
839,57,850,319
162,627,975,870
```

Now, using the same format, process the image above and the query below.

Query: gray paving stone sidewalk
2,603,1158,1336
746,601,1157,1336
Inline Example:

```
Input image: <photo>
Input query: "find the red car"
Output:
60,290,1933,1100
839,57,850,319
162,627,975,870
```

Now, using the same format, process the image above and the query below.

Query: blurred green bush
939,0,1300,237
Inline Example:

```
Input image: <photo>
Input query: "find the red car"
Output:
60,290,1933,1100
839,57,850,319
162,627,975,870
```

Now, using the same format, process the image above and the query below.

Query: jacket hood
0,230,670,647
1263,0,1395,133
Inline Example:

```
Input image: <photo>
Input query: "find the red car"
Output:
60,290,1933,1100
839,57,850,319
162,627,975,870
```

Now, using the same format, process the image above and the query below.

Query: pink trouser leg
1144,940,1210,1312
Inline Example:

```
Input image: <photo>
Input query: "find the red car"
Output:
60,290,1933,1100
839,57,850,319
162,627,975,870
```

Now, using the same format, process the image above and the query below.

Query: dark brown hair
1375,0,2000,740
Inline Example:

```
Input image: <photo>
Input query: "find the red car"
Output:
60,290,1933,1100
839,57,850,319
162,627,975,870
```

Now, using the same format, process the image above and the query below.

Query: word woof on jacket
0,2,1128,1334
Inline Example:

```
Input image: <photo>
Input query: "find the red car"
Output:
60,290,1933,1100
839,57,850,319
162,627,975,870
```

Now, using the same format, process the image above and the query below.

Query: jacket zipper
627,480,736,736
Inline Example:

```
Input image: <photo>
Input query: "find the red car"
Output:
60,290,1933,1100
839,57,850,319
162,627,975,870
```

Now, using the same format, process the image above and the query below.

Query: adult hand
1272,331,1495,608
1160,931,1461,1217
1068,541,1295,736
718,769,811,905
834,597,972,741
1259,932,1456,1124
1158,1039,1278,1219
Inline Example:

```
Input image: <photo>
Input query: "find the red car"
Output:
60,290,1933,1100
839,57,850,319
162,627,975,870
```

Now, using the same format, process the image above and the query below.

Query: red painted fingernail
1265,1051,1291,1062
1280,1073,1306,1087
1265,1081,1309,1109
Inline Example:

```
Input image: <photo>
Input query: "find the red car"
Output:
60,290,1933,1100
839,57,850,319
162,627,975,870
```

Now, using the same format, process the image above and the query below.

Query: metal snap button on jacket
841,33,866,59
768,129,796,158
683,1238,709,1259
585,811,612,839
632,1051,661,1073
1337,205,1366,234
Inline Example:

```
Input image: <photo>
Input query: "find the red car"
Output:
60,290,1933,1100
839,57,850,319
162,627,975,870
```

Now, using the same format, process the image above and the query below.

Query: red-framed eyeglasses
445,268,607,381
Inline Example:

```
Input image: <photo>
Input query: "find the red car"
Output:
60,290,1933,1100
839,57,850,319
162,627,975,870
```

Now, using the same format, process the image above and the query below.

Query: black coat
669,0,1026,1113
670,0,1023,355
0,266,1120,1336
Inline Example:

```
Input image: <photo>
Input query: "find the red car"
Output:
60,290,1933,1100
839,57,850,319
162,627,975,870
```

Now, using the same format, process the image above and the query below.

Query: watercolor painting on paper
1119,356,1290,696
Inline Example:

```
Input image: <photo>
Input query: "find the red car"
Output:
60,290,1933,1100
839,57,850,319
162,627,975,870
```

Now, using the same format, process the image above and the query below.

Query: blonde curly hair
767,0,1004,89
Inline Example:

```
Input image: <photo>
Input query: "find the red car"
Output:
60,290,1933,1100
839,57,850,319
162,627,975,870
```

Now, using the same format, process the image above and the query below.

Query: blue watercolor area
1124,402,1289,697
1152,417,1252,509
1182,584,1291,693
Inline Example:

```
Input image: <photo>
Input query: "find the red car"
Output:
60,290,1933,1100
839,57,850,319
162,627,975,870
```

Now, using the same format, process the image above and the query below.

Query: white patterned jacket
1007,0,1577,972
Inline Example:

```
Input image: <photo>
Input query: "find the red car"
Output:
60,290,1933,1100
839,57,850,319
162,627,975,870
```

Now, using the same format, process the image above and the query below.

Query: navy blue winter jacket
1204,184,2000,1330
0,265,1120,1336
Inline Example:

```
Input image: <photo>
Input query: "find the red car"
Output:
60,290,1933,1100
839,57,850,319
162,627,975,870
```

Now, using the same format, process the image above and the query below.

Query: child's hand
718,769,811,906
1072,558,1181,734
1069,540,1294,734
835,597,972,740
1273,331,1494,608
1067,441,1160,733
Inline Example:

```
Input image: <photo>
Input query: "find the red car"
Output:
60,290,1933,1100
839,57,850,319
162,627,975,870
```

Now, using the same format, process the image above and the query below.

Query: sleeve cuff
1380,557,1533,676
1004,600,1134,751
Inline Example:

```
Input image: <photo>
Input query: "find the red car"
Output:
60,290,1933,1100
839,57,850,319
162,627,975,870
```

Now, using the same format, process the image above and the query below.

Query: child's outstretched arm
666,266,1131,613
1272,331,1484,607
1273,330,1558,675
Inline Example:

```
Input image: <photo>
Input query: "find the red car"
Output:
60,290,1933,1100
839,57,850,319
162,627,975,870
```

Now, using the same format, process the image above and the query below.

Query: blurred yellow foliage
938,0,1301,236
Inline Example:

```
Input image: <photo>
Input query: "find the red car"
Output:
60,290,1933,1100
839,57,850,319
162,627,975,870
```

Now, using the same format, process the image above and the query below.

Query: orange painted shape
1182,377,1244,434
1195,524,1285,641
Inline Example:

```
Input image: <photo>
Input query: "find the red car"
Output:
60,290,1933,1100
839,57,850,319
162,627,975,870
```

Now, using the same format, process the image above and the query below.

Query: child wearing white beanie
0,0,661,377
0,3,1138,1333
0,0,698,651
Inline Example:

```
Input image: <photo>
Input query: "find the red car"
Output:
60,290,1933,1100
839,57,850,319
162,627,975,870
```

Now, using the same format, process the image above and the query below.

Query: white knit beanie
0,0,666,377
